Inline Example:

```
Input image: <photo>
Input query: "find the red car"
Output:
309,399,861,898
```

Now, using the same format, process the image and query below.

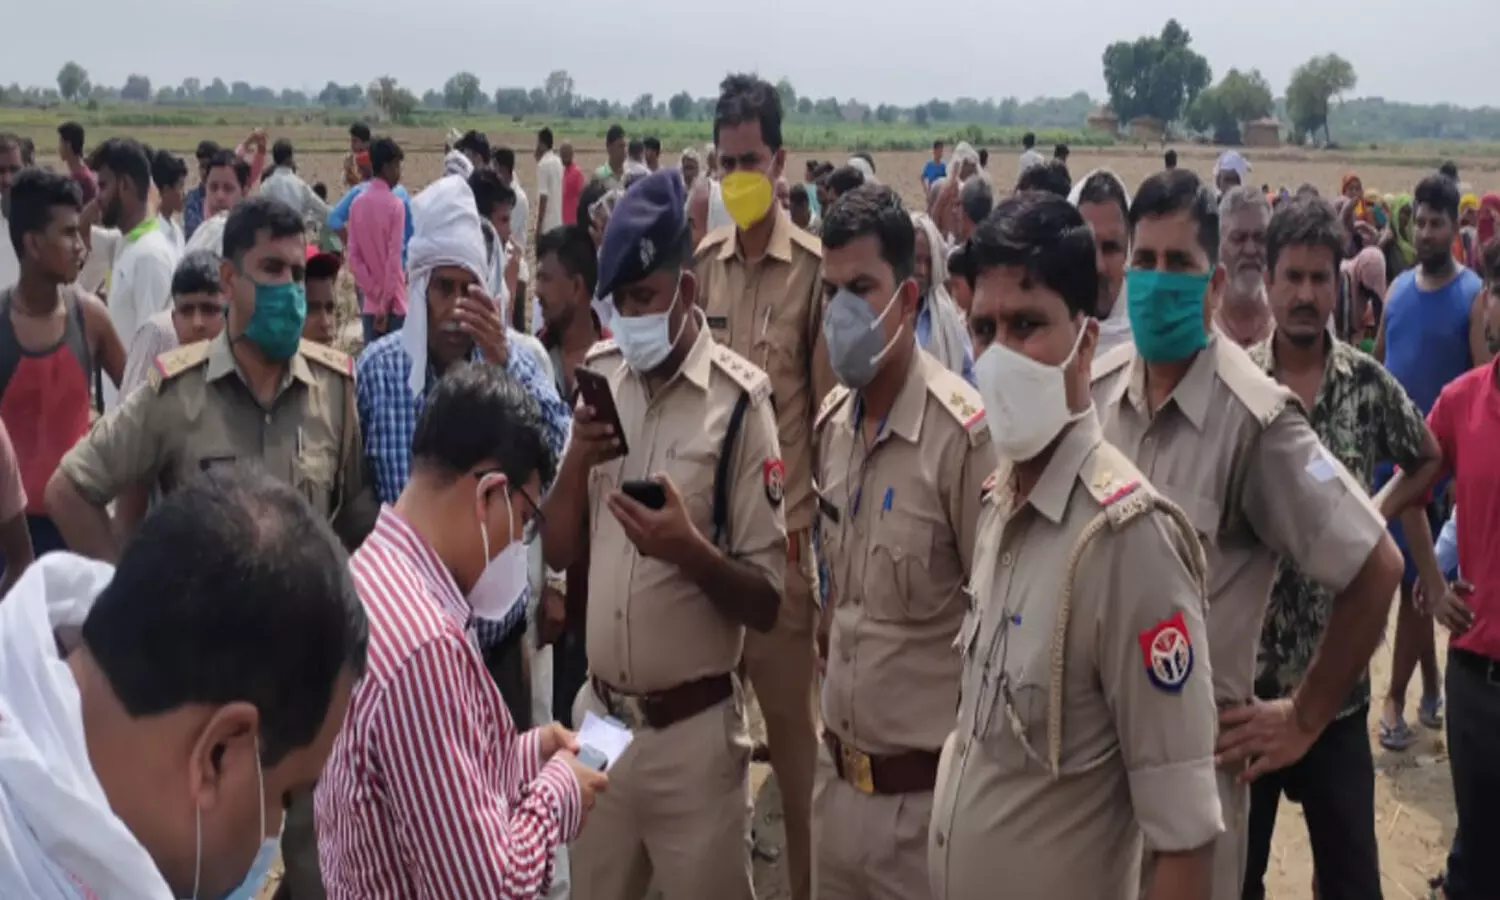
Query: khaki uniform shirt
929,411,1222,900
1089,336,1388,704
693,210,835,536
59,333,376,549
817,350,994,755
584,322,787,694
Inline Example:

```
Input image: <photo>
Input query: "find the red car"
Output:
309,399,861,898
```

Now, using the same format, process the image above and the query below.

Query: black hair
349,122,371,143
957,191,1099,317
468,169,516,220
577,179,610,232
81,466,367,767
627,139,644,159
1439,160,1459,182
1265,195,1346,278
978,148,989,167
87,138,152,202
1022,132,1036,149
411,363,558,490
306,251,341,282
8,169,82,256
789,184,810,206
538,127,554,150
1053,144,1069,161
821,184,916,283
312,182,327,201
206,149,251,190
933,139,945,151
960,176,994,225
1164,149,1178,169
150,148,189,192
606,124,626,146
1076,171,1129,223
1129,168,1221,266
492,146,516,173
195,139,220,163
456,130,490,163
536,224,599,296
1016,160,1072,198
1414,173,1460,222
643,136,661,154
17,138,33,166
171,248,225,297
826,165,865,198
369,137,403,177
271,138,294,168
714,73,784,152
57,121,85,156
222,196,305,264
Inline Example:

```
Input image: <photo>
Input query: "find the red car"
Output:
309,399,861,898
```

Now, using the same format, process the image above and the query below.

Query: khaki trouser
743,547,819,900
812,745,934,900
569,680,755,900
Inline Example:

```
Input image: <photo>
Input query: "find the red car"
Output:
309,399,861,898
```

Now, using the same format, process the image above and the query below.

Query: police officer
692,73,831,900
45,196,373,900
539,169,786,900
1091,169,1403,898
929,191,1223,900
812,185,993,899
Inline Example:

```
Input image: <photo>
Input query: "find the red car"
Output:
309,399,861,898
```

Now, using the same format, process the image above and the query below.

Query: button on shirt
1090,336,1387,705
817,351,992,754
347,180,409,317
316,507,582,900
584,326,787,693
929,411,1221,900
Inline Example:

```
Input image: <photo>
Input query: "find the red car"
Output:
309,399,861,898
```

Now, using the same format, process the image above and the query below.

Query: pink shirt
347,180,409,317
1428,358,1500,661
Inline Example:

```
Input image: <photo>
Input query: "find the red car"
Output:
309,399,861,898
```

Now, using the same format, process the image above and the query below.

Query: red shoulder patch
763,458,785,507
1138,611,1194,693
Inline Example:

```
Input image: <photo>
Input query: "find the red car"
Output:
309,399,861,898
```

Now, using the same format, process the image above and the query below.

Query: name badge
707,315,729,330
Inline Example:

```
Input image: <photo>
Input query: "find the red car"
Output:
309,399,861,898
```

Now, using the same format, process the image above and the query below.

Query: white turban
443,150,474,179
910,213,972,378
1213,151,1251,182
847,156,878,184
403,173,490,398
1068,167,1135,354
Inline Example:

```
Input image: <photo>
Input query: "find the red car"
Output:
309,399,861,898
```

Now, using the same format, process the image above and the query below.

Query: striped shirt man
315,507,582,899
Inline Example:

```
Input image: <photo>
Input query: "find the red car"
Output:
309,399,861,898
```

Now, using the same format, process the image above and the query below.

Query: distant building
1243,118,1282,148
1087,107,1120,135
1128,115,1166,144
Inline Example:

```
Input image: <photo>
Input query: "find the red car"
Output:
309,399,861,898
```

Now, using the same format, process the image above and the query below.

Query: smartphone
621,479,666,510
577,744,610,771
573,367,628,458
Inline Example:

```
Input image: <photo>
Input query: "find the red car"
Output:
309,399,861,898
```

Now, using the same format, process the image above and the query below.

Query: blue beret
595,169,688,299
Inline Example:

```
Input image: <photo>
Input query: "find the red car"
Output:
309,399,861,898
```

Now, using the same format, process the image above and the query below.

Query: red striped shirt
315,507,582,899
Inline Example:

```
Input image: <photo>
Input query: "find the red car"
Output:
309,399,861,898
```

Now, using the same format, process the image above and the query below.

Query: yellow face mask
721,170,774,231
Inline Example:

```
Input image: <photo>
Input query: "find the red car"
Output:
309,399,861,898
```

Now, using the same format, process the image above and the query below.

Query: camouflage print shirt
1248,334,1430,718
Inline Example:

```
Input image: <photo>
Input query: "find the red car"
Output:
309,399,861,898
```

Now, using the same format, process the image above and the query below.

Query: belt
1450,648,1500,686
591,673,734,731
824,732,940,795
788,528,808,565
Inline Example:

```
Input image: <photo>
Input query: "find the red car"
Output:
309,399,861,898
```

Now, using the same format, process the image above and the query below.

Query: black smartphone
621,479,666,510
573,367,628,458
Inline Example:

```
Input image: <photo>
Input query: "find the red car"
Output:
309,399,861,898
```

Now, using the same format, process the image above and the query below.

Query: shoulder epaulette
1215,340,1292,427
787,224,823,258
710,344,772,406
299,340,354,377
693,226,736,263
1089,340,1135,383
148,341,211,392
1079,442,1155,530
584,338,621,363
816,385,851,431
925,364,988,445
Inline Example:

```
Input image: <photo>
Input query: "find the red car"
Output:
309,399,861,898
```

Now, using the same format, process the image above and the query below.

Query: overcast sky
4,0,1494,110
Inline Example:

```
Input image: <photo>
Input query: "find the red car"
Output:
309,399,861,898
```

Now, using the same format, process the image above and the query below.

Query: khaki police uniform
812,349,992,900
1090,335,1388,899
928,411,1224,900
570,321,787,900
694,209,833,900
56,331,374,900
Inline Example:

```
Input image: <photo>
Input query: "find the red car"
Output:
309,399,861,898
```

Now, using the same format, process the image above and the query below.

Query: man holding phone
540,170,787,900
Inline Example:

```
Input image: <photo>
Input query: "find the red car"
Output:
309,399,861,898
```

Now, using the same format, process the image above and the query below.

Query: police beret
595,169,689,300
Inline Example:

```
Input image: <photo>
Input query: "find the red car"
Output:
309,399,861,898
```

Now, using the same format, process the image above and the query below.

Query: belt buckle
840,743,875,794
600,684,649,731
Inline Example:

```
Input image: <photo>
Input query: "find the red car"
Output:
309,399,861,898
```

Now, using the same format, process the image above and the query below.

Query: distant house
1086,107,1119,135
1243,118,1282,148
1128,115,1166,144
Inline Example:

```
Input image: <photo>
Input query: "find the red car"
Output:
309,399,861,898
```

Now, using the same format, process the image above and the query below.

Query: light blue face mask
193,741,282,900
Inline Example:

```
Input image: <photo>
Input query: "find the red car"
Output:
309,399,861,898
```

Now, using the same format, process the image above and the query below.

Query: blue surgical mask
193,741,282,900
614,277,685,373
240,274,307,361
1125,269,1212,362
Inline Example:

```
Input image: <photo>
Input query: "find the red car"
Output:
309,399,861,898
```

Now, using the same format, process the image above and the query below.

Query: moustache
1288,304,1321,319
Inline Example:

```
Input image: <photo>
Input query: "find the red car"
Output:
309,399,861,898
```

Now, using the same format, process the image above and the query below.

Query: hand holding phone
620,479,667,510
573,368,628,462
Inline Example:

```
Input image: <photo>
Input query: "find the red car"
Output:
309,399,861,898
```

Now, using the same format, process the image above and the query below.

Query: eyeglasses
476,470,545,545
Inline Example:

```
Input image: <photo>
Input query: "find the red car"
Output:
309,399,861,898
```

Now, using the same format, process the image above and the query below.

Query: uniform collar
1125,334,1217,431
206,331,314,387
1025,407,1104,525
845,348,927,444
718,208,794,264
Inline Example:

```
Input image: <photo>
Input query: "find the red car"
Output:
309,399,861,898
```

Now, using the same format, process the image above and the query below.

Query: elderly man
1214,187,1274,348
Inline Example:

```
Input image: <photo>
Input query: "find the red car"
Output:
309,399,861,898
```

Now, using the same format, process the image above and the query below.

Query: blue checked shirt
356,331,571,640
183,186,207,241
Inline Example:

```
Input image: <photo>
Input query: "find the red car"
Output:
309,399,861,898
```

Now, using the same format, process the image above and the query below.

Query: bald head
559,142,574,165
688,179,712,250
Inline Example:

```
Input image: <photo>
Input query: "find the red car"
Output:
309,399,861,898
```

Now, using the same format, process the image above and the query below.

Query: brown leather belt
591,673,734,731
788,528,808,565
824,732,940,795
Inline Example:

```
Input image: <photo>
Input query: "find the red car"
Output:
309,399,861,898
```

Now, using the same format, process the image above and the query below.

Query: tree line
9,52,1499,146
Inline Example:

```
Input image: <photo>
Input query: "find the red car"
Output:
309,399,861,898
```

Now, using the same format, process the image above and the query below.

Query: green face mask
1125,269,1212,362
240,273,307,361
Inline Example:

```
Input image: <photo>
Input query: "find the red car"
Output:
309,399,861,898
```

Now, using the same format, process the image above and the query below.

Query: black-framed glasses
476,470,545,544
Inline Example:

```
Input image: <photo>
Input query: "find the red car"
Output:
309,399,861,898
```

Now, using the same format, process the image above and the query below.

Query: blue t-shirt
1384,266,1482,414
922,160,947,185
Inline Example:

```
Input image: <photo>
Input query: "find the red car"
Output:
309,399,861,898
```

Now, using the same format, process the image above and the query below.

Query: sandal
1379,717,1417,751
1419,694,1444,730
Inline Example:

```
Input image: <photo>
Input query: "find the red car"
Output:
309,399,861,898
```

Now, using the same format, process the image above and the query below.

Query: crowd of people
0,69,1495,900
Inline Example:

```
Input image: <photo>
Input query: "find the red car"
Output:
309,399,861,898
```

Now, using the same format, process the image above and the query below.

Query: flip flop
1379,717,1417,751
1419,695,1444,730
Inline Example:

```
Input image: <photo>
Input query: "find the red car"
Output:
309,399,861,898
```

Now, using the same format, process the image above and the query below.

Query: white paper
578,711,634,769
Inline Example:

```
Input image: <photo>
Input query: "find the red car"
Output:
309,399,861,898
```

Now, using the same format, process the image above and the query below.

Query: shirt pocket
977,655,1050,774
864,516,937,622
669,447,719,538
295,450,338,518
1169,489,1222,549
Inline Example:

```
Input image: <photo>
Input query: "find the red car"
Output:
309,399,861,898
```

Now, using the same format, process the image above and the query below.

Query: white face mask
973,322,1090,462
195,741,282,900
614,277,685,373
468,482,529,622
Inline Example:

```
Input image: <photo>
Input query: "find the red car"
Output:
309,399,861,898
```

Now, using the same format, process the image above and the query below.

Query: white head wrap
950,142,980,180
680,147,701,166
443,150,474,179
403,173,490,398
909,213,972,378
846,156,878,184
1068,167,1135,354
1213,151,1251,182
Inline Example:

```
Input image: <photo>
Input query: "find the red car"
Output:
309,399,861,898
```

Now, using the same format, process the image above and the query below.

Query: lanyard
124,217,159,244
845,395,891,519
